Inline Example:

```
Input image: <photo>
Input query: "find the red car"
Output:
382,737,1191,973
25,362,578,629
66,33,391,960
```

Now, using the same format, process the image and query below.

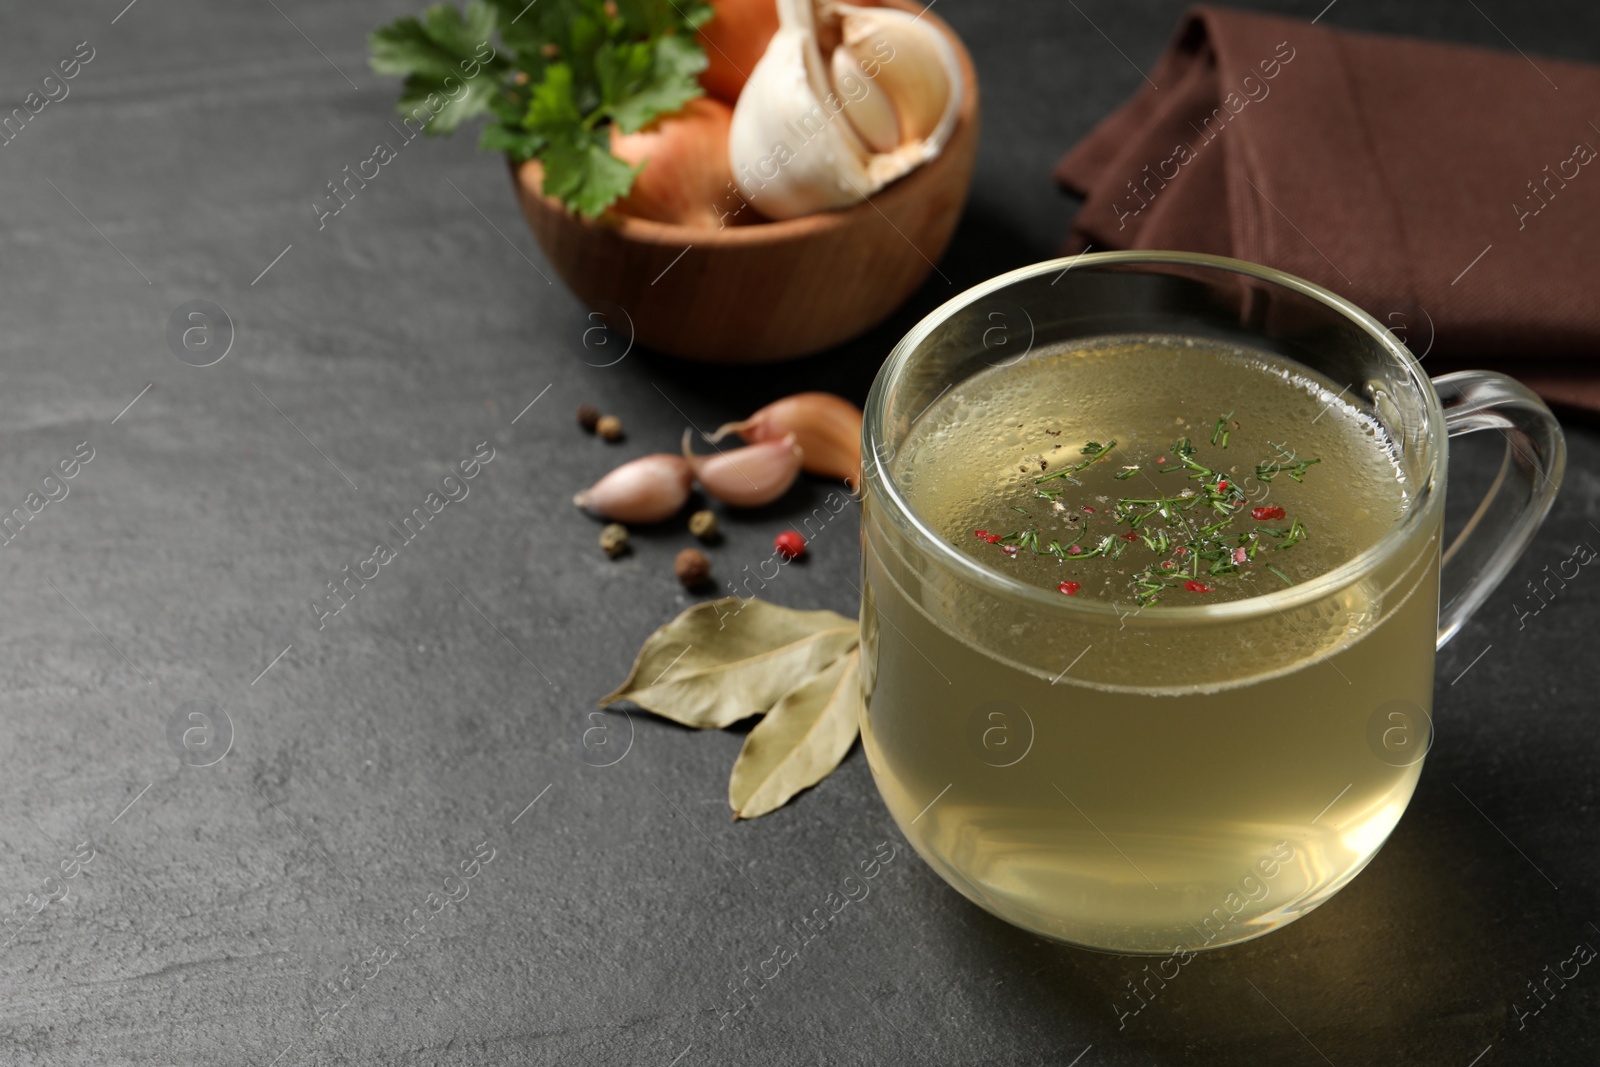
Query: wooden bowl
509,0,979,364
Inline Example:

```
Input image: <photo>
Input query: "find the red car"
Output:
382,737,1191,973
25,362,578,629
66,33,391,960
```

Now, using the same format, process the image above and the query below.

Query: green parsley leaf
605,33,708,133
541,131,643,218
368,0,707,216
369,2,496,79
369,1,506,134
523,62,583,137
614,0,714,37
478,120,543,160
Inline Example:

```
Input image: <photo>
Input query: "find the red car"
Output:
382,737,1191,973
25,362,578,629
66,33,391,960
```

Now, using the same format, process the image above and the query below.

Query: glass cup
858,252,1565,954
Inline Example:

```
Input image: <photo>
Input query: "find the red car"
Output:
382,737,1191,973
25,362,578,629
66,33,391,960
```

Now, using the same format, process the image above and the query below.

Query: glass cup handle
1432,370,1566,649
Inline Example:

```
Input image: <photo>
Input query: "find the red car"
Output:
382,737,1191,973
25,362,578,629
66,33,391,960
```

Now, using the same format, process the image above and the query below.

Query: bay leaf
728,648,862,819
600,598,858,728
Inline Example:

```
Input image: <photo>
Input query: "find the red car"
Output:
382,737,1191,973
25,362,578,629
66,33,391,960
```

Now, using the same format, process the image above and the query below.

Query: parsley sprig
369,0,712,217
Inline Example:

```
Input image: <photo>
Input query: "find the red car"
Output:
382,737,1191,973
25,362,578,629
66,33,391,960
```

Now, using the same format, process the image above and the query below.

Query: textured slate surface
0,1,1596,1065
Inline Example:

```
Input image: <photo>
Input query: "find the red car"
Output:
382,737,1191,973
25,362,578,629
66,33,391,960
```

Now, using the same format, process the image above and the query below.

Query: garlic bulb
727,0,962,220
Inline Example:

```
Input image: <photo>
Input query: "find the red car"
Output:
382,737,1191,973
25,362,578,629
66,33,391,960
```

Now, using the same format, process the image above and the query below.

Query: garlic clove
830,45,899,154
574,453,693,524
683,429,804,508
709,392,863,489
836,5,957,147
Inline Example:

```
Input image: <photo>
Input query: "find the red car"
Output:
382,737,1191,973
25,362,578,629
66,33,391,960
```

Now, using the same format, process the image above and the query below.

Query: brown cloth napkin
1055,6,1600,413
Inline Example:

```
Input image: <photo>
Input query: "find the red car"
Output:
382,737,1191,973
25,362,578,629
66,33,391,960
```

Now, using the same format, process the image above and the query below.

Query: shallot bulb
609,97,737,229
709,392,863,488
697,0,781,103
574,453,693,523
682,429,802,507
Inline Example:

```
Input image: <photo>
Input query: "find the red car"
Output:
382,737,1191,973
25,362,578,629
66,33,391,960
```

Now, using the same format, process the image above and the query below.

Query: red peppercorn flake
1066,544,1082,556
1156,457,1166,465
1080,505,1096,513
1216,480,1229,491
974,529,1003,544
1174,546,1188,556
1000,544,1019,557
1184,580,1214,593
1252,506,1286,521
1120,532,1139,542
1057,581,1081,595
774,530,806,559
1233,546,1249,564
1161,560,1174,570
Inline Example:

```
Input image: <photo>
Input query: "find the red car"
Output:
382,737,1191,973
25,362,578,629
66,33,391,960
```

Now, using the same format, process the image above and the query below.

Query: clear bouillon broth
860,335,1441,952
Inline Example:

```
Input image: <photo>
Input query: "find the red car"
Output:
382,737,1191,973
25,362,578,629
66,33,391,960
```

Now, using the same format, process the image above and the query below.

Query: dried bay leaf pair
600,599,863,819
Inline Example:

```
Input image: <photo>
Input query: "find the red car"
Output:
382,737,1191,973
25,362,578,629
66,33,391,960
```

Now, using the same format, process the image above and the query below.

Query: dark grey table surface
3,1,1597,1064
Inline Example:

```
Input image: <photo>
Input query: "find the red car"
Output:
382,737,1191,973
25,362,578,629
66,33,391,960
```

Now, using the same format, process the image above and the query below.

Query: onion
609,97,737,229
697,0,781,103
